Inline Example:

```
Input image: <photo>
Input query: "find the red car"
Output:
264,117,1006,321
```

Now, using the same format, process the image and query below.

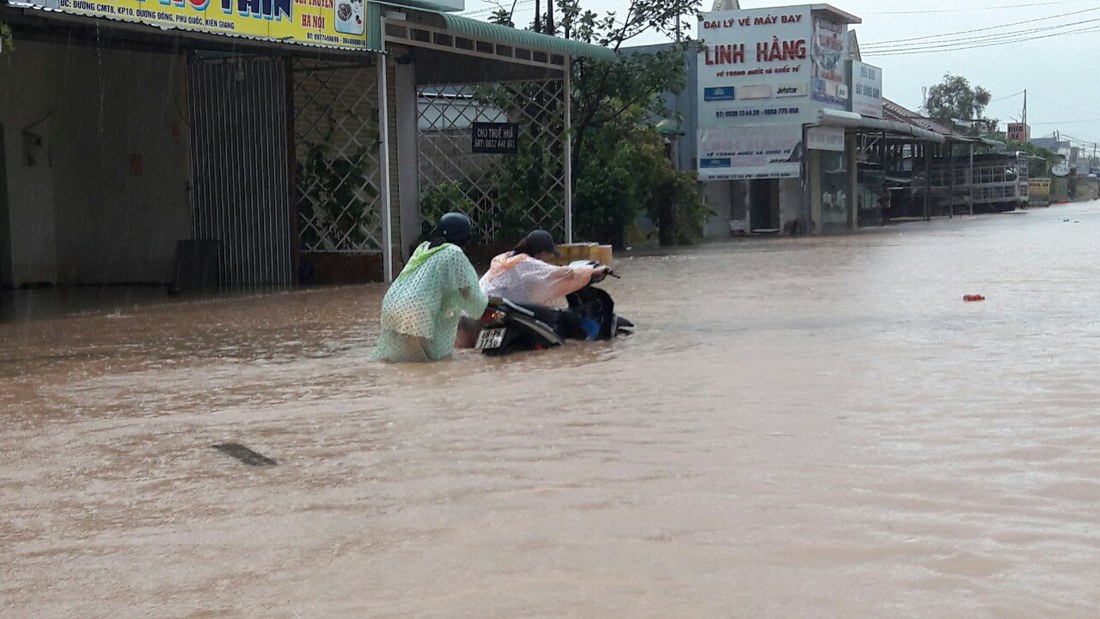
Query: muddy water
3,203,1100,617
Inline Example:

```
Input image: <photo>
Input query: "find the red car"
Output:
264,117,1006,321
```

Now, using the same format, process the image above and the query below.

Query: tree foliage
998,138,1060,178
489,0,708,247
922,73,992,131
0,21,14,54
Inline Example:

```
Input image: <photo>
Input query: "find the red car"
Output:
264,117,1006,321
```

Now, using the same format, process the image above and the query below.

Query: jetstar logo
775,84,805,97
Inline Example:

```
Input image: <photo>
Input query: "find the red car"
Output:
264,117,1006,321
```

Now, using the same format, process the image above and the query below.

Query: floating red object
963,294,985,302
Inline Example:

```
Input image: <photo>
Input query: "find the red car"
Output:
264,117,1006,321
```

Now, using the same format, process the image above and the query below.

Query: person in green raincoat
370,212,493,362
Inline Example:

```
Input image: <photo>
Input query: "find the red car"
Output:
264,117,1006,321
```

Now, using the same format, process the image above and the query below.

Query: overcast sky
459,0,1100,152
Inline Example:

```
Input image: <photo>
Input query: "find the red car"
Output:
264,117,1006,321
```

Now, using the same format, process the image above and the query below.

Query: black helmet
432,212,473,246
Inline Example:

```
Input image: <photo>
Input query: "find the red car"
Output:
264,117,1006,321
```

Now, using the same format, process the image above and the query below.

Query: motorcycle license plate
474,328,506,350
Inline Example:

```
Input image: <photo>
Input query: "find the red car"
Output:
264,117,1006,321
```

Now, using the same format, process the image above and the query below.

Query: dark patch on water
212,443,277,467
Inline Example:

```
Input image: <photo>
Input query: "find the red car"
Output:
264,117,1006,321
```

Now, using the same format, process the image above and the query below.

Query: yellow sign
1029,178,1051,197
39,0,367,50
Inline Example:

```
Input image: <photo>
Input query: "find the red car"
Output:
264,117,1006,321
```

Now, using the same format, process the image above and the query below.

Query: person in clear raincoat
478,229,610,306
370,212,491,362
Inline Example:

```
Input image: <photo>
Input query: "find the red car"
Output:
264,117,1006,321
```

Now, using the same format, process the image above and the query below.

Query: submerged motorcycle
474,260,634,356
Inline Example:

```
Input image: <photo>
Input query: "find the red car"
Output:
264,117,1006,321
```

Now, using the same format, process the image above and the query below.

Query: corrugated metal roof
437,13,616,61
882,99,951,135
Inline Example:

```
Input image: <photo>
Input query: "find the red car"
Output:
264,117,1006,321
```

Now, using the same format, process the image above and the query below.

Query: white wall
0,37,191,286
701,181,734,237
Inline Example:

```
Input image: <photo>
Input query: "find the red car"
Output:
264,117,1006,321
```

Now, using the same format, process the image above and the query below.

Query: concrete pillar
395,61,421,262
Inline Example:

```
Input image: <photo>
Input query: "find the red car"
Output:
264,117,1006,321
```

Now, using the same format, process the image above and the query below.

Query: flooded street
3,203,1100,617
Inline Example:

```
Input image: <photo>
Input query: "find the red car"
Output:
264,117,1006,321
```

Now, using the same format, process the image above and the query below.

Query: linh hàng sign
696,5,855,181
471,122,519,154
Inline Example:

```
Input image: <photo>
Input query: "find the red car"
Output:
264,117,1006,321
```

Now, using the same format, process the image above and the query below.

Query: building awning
436,13,616,61
380,5,616,62
381,6,617,82
818,109,946,144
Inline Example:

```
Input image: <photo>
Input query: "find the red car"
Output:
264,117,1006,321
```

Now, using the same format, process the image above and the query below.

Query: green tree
0,21,14,54
999,137,1060,178
490,0,706,247
922,74,993,134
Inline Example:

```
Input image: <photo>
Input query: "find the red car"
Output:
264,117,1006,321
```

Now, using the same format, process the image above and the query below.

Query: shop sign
471,122,518,154
1028,178,1051,196
1007,122,1030,142
696,6,815,130
806,125,845,151
704,87,736,101
697,124,802,181
848,60,882,119
695,6,854,182
21,0,369,50
775,83,805,97
738,84,772,100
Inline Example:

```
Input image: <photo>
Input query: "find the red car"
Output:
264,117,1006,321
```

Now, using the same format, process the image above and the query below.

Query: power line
990,90,1026,103
865,1,1094,15
862,6,1100,48
866,20,1100,54
866,23,1100,56
461,0,534,18
865,20,1100,53
1030,119,1100,125
1028,93,1100,118
871,19,1100,53
1056,132,1099,149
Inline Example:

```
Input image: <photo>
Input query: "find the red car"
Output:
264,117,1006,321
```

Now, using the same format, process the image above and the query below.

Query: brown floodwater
3,203,1100,617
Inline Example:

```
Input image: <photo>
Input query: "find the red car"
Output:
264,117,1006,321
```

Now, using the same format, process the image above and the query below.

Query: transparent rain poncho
479,251,599,306
370,242,488,362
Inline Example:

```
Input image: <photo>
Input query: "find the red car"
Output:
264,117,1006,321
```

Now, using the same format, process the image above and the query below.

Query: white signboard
697,7,814,129
698,125,802,180
806,125,845,151
849,60,883,119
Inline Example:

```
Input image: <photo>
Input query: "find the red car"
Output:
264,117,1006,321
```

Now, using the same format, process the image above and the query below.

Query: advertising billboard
848,60,882,119
1007,123,1030,142
697,7,815,130
810,17,849,107
19,0,369,50
696,6,852,180
698,125,802,180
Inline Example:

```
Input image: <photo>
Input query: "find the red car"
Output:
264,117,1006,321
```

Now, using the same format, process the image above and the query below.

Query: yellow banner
1029,178,1051,197
42,0,368,50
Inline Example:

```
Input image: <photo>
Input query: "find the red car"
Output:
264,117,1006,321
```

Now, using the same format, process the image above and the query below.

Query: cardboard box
552,243,612,266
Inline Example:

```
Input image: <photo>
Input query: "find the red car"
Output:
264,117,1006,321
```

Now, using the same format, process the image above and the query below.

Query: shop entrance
0,123,10,287
187,56,293,287
749,178,780,232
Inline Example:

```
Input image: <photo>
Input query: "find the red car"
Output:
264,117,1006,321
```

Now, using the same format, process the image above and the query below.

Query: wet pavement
3,203,1100,617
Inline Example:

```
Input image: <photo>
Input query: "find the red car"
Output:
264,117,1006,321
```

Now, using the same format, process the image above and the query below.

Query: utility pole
712,0,739,9
1023,89,1027,140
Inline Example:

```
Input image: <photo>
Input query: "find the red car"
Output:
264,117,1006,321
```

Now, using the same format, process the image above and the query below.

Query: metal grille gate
291,58,383,254
187,56,292,287
418,80,566,243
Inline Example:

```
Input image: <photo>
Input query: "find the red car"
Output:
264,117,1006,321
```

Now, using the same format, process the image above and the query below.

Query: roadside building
635,2,1020,240
0,0,612,289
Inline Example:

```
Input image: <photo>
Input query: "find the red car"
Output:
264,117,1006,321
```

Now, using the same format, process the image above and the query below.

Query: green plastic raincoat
370,241,488,362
